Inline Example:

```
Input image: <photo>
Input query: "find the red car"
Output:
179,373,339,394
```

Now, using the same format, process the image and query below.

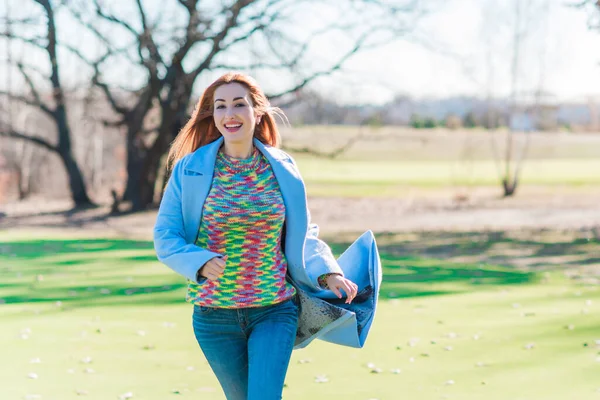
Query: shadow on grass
329,228,600,299
2,229,597,308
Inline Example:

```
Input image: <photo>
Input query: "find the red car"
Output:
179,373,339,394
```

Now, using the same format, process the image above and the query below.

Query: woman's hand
326,274,358,304
197,256,226,281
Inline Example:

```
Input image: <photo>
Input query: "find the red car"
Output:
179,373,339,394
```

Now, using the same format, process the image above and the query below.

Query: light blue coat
154,137,381,349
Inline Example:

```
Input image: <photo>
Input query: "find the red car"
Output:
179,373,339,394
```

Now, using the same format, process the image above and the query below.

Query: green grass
293,157,600,197
1,232,600,399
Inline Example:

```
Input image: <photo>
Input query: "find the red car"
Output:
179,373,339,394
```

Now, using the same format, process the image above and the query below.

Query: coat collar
184,137,289,174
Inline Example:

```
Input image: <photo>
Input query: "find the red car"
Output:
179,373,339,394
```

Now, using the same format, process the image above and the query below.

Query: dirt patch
1,186,599,239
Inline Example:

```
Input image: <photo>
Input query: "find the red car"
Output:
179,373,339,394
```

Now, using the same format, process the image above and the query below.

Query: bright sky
1,0,599,106
329,0,600,105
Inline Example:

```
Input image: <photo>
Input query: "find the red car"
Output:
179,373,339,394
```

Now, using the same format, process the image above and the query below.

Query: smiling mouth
224,123,242,132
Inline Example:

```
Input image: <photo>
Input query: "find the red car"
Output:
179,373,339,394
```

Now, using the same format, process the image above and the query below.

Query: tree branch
0,129,57,152
282,132,364,159
0,91,55,117
16,62,55,115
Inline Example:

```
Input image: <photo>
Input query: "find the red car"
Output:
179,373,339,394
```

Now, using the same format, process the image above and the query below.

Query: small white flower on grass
80,357,92,364
524,343,535,350
30,358,41,364
445,380,455,386
119,392,134,399
391,368,401,374
27,373,38,379
314,375,329,383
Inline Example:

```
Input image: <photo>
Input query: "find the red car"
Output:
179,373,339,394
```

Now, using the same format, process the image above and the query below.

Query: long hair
167,72,285,170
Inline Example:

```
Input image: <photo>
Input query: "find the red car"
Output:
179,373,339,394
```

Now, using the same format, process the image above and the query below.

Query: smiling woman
154,72,380,400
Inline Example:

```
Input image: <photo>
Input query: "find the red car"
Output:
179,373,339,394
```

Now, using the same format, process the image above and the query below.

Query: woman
153,72,361,400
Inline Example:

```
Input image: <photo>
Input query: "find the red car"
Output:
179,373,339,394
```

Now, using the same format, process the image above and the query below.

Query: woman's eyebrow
214,97,245,103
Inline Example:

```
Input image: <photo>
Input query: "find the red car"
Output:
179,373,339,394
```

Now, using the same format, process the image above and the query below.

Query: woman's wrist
317,273,342,289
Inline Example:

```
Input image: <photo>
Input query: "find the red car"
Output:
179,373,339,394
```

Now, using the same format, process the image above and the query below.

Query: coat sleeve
153,157,222,283
304,221,345,289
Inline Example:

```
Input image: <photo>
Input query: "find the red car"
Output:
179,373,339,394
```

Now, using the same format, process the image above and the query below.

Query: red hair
167,72,284,169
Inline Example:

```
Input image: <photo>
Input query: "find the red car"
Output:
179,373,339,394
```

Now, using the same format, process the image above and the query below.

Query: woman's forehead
214,82,250,101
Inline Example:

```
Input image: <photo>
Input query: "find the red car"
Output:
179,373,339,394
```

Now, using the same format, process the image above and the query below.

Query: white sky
330,0,600,105
1,0,599,106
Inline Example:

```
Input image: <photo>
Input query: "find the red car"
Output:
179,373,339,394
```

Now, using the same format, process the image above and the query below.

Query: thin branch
267,30,372,100
16,62,54,114
0,129,57,152
92,0,138,36
190,0,256,81
0,32,46,50
0,91,54,117
282,132,364,159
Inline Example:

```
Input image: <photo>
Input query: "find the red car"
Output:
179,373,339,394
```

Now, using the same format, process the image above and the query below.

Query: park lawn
292,156,600,197
1,232,599,400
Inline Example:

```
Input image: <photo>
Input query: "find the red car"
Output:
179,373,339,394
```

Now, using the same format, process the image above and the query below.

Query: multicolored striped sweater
186,147,297,308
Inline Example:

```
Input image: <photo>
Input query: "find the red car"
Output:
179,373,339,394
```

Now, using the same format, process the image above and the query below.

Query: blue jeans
192,298,299,400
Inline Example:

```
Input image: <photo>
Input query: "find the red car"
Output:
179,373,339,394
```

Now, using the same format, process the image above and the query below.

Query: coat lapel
253,139,309,274
181,137,223,244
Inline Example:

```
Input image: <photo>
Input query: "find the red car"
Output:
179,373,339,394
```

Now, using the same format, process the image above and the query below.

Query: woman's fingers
200,257,227,281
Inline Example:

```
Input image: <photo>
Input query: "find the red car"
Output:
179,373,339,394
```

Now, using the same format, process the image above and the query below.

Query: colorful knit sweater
186,147,297,308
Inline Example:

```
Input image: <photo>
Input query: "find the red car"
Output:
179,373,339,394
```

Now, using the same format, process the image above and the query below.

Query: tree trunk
502,177,518,197
58,149,93,207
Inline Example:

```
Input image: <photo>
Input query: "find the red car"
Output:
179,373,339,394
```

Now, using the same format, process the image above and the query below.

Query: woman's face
213,82,259,147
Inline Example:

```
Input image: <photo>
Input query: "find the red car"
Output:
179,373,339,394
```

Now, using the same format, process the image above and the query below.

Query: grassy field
280,127,600,197
1,230,599,400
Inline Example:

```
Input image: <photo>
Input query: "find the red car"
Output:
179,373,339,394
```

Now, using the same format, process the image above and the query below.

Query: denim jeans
192,297,299,400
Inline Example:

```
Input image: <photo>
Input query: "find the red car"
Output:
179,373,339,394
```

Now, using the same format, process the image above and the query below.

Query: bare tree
0,0,94,207
481,0,549,196
60,0,424,210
